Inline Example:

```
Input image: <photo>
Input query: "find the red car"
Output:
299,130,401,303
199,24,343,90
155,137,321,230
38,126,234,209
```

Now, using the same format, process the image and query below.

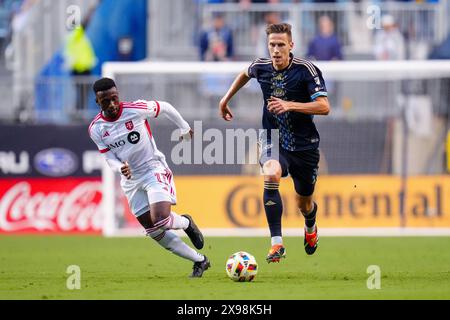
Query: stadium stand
0,0,449,177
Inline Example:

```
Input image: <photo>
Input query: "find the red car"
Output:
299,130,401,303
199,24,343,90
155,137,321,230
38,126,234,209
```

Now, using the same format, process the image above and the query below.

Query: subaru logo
34,148,78,177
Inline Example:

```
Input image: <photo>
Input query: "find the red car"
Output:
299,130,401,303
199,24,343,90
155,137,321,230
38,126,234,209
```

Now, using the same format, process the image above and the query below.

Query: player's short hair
266,23,292,41
93,78,116,94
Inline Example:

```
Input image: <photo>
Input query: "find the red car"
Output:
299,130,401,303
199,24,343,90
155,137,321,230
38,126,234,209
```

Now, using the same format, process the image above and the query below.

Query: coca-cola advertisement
0,178,103,234
0,125,105,234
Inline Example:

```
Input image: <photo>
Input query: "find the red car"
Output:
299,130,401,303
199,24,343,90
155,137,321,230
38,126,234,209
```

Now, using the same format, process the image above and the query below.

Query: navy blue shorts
259,140,320,197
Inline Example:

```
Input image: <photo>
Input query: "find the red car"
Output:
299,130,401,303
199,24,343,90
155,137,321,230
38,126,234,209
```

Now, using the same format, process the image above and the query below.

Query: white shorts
121,166,177,218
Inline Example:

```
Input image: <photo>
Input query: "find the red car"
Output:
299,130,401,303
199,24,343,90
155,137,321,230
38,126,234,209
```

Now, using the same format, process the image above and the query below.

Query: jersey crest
125,120,134,131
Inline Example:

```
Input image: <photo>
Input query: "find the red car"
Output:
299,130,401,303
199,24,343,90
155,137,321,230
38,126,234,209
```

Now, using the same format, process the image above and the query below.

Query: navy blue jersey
247,54,328,151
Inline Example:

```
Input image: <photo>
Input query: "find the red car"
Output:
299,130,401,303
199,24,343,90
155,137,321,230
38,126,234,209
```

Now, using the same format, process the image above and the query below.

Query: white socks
144,212,200,262
305,224,316,234
170,212,190,230
271,236,283,246
145,212,189,232
147,229,204,263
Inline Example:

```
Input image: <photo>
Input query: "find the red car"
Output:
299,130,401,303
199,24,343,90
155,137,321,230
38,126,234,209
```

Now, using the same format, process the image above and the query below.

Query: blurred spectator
237,0,281,10
4,0,37,69
255,11,300,58
7,0,36,36
199,13,234,61
373,15,406,60
306,15,342,113
429,34,450,60
428,33,450,116
255,11,281,57
307,15,343,61
64,12,97,116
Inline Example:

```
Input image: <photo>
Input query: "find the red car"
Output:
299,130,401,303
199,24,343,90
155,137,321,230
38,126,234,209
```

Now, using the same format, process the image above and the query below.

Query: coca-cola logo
0,181,103,232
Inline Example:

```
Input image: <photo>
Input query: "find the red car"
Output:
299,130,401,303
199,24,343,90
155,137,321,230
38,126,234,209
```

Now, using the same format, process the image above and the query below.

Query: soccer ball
225,251,258,282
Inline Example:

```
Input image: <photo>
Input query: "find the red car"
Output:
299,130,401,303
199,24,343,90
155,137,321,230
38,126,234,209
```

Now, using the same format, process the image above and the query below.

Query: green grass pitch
1,236,449,300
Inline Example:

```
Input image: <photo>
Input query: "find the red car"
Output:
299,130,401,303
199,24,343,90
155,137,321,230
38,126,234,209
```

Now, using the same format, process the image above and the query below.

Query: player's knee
149,202,172,228
151,215,171,231
263,160,282,183
136,211,153,229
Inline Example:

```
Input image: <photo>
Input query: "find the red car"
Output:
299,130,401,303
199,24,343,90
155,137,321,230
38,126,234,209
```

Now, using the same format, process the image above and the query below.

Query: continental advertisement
173,176,450,228
0,175,449,233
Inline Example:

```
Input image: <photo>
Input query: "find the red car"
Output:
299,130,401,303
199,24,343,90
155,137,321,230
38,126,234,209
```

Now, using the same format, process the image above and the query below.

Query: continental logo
224,179,449,228
174,176,450,228
319,185,444,218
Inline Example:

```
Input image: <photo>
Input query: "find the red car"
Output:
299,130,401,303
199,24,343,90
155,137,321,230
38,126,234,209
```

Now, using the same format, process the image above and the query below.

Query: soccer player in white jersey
89,78,210,278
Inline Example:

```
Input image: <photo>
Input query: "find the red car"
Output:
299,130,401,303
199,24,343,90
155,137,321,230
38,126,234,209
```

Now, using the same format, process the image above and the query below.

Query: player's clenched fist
180,129,194,141
121,161,132,180
268,97,291,115
219,98,233,122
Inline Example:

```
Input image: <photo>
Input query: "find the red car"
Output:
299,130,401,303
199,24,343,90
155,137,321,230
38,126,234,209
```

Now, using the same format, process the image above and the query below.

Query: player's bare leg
263,160,286,263
297,195,319,255
137,202,210,278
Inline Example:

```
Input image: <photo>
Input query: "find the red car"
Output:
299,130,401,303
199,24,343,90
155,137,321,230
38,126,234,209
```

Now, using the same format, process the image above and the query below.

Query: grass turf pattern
0,236,449,300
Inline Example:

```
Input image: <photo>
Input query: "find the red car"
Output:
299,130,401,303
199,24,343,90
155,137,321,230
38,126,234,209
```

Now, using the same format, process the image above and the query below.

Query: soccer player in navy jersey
219,23,330,263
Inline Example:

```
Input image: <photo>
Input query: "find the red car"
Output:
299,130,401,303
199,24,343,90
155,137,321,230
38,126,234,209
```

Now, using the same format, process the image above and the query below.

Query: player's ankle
305,224,316,234
271,236,283,247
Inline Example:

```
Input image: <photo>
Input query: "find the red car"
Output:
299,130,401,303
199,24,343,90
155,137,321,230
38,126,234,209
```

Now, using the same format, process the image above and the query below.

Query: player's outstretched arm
219,71,251,121
158,101,193,140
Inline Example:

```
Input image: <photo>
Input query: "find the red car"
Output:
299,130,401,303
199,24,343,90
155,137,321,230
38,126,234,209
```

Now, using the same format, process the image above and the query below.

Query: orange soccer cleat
266,244,286,264
304,226,319,255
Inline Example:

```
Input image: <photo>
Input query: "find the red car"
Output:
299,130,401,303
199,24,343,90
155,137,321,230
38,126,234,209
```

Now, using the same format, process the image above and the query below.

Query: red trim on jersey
145,119,153,138
99,148,110,154
121,101,159,118
88,114,102,135
155,101,161,118
122,101,147,108
122,106,148,110
100,103,124,122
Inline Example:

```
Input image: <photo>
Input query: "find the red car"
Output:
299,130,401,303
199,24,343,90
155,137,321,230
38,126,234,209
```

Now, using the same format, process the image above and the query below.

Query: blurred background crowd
0,0,448,124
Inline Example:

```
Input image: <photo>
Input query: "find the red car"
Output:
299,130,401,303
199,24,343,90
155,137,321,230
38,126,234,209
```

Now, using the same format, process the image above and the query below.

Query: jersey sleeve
304,65,328,101
130,100,162,118
246,59,259,79
89,125,110,154
157,101,191,134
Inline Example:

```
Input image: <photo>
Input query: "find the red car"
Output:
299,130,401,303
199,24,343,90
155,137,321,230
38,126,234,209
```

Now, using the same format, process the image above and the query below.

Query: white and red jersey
89,100,169,177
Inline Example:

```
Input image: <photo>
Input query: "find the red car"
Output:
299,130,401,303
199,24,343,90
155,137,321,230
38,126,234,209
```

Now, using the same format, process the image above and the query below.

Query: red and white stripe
88,113,102,136
145,215,174,234
121,101,160,118
155,101,161,118
144,119,153,138
164,169,175,196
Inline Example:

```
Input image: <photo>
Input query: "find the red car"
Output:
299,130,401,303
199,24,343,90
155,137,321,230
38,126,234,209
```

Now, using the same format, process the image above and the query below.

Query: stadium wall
172,176,450,229
0,125,103,233
1,125,449,235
